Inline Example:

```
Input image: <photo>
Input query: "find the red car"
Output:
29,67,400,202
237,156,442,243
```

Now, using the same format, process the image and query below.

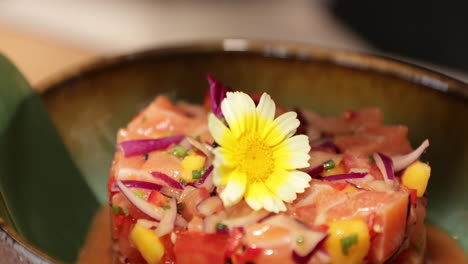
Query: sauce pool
77,206,467,264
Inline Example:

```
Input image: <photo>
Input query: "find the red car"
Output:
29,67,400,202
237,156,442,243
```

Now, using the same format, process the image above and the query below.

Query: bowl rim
2,38,467,263
38,38,468,100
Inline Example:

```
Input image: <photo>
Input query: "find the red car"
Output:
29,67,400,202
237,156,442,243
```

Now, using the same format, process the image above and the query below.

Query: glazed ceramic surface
0,40,466,263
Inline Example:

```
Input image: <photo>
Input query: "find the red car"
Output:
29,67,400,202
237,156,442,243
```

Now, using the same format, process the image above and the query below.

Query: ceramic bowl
0,40,466,263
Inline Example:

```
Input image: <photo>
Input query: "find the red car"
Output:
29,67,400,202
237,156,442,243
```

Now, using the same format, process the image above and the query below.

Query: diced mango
322,163,345,177
181,155,206,181
130,223,164,264
325,219,370,264
340,184,359,193
401,161,431,197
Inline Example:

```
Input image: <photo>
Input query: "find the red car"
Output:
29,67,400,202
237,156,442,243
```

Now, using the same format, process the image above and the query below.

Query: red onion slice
307,163,324,178
117,181,164,221
197,165,213,185
186,137,214,161
151,171,184,190
373,152,394,184
197,196,224,217
261,215,327,259
155,198,177,237
392,139,429,172
322,172,367,182
119,135,184,157
207,74,232,118
120,180,163,191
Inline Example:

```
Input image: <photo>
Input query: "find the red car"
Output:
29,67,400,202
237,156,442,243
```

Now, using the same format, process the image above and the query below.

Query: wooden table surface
0,24,98,91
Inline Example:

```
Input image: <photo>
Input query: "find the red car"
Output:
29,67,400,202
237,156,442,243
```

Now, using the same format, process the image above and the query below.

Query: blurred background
1,0,467,87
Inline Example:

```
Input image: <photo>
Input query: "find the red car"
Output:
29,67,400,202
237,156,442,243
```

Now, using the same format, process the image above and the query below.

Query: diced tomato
117,217,145,264
160,234,176,264
148,190,169,207
111,214,125,239
174,232,229,264
226,227,244,258
408,188,418,206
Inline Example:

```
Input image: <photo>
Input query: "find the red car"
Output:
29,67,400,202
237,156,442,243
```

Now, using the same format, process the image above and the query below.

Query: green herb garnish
368,154,375,164
192,169,205,179
323,160,336,170
172,145,188,158
194,135,202,141
135,191,143,199
179,178,187,185
340,234,358,255
216,223,228,230
123,208,130,217
112,205,120,214
163,205,171,210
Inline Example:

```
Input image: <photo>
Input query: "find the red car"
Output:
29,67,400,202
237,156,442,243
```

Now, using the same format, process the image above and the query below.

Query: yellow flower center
236,134,275,182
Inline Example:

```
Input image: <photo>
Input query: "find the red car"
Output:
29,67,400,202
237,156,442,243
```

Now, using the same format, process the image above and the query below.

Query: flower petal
212,165,232,186
263,111,300,146
273,135,311,170
245,181,286,213
264,170,310,207
256,93,275,126
208,114,236,148
221,92,256,138
220,170,247,206
213,147,236,168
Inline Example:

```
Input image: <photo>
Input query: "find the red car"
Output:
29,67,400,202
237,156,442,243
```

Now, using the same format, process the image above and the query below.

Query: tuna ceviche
108,75,431,264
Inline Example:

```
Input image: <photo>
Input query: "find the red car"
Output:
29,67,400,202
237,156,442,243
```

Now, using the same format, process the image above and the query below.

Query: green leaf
0,54,99,262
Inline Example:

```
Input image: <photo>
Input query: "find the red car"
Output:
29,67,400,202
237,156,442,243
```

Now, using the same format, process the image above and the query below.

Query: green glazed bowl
0,40,466,263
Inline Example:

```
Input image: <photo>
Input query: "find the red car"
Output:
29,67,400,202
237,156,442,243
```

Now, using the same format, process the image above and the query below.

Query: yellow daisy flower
208,92,311,213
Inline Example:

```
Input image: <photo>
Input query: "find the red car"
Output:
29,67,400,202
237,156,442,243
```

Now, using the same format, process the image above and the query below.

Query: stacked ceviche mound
108,75,431,264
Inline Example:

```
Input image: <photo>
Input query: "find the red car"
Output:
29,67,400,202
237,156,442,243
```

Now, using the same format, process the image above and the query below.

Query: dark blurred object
332,0,468,72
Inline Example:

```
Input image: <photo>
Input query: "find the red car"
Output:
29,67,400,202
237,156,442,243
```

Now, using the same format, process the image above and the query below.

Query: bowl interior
1,42,467,262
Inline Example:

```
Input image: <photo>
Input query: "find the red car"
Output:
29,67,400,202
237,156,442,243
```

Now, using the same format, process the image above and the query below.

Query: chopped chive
192,169,203,179
163,205,171,210
172,145,188,158
368,154,375,164
112,205,120,214
216,223,228,230
144,153,149,160
323,160,336,170
194,135,202,141
135,191,143,199
296,235,305,245
340,234,358,255
123,208,130,217
180,178,187,185
165,132,174,137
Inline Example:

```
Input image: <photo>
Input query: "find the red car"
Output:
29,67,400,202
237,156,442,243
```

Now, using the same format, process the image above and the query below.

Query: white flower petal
208,114,235,147
256,93,275,121
263,111,300,146
273,135,311,169
212,165,231,186
220,170,247,206
221,92,256,137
